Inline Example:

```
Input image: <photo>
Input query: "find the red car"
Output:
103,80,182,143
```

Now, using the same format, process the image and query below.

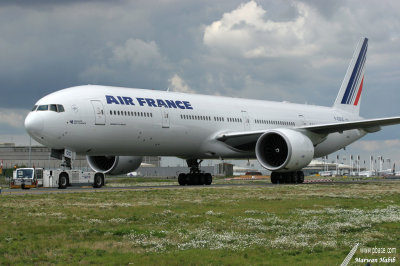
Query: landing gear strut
270,171,304,184
178,159,213,186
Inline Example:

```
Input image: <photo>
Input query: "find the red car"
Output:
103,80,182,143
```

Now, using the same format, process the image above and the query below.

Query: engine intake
255,129,314,172
86,155,143,175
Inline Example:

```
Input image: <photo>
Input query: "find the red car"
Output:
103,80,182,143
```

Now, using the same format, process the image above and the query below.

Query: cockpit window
50,104,57,112
35,104,65,112
37,105,49,111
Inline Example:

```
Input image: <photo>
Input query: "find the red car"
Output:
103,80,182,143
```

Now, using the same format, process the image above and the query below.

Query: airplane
24,37,400,185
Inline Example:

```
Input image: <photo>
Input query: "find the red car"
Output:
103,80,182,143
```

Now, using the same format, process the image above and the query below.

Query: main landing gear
270,171,304,184
178,159,213,186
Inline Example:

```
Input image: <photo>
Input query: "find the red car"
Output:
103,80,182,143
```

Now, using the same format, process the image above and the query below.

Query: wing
300,116,400,134
217,116,400,151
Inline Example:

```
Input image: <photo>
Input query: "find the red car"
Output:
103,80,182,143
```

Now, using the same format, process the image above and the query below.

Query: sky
0,0,400,169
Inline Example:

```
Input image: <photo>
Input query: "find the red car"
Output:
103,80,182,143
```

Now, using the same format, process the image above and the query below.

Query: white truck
43,169,105,189
10,167,105,189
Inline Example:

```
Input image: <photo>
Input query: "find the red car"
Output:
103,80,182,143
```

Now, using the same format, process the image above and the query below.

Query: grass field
0,181,399,265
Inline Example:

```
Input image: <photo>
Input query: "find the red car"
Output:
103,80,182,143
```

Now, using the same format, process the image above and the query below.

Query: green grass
0,182,399,265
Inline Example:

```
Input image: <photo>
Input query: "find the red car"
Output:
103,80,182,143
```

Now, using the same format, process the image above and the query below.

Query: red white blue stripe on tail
334,37,368,114
340,38,367,105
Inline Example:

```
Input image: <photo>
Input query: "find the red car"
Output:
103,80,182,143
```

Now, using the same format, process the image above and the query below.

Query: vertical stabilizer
333,37,368,115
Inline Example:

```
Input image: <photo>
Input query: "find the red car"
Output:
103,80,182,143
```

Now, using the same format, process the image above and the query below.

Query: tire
204,173,212,185
93,174,103,188
185,174,192,185
178,173,187,186
192,174,200,185
199,174,206,185
59,174,68,189
271,172,278,184
290,172,297,183
296,171,304,184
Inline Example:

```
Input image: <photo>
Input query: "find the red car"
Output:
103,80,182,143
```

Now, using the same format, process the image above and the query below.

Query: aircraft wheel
296,171,304,184
271,172,278,184
178,173,187,186
290,172,297,183
204,173,212,185
193,173,201,185
199,174,206,185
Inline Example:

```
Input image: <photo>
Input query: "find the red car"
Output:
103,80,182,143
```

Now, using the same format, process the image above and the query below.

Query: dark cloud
0,0,125,7
0,0,399,147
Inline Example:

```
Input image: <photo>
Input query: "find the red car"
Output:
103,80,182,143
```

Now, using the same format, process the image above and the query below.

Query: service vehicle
42,169,105,189
10,168,43,189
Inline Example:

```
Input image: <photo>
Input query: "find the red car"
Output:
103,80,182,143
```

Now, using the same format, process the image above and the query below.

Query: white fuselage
25,85,366,159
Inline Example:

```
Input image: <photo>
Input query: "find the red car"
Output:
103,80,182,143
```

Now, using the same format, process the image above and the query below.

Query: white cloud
168,74,195,93
0,109,28,128
203,1,318,58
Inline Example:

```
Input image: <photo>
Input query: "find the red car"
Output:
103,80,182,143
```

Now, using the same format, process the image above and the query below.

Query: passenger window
37,105,49,111
110,111,113,115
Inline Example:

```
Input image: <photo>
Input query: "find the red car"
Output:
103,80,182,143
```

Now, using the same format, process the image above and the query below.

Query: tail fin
333,37,368,115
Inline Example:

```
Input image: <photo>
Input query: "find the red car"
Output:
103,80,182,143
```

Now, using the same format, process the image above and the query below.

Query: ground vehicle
10,168,105,189
10,168,43,189
43,169,105,189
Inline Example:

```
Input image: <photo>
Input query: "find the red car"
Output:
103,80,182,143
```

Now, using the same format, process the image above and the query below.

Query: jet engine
86,155,143,175
255,129,314,172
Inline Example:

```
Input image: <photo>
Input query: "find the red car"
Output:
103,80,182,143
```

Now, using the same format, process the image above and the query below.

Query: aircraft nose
24,113,44,136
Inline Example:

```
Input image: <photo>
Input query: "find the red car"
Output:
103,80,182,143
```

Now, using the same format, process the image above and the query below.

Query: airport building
0,143,161,170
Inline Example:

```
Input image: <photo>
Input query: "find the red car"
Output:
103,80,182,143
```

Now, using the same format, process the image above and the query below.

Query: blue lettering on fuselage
105,95,193,109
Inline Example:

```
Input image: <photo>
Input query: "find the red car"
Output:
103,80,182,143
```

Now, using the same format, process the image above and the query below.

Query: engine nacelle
86,155,143,175
255,129,314,172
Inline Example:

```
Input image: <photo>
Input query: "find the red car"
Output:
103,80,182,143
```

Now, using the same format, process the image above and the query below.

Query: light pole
350,155,353,176
29,136,32,167
336,155,339,176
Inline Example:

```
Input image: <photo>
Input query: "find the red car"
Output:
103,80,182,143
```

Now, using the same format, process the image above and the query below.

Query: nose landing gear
178,159,213,186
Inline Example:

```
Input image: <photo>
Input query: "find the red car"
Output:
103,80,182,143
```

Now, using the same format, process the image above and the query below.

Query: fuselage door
161,109,170,128
91,100,106,125
241,110,250,130
298,114,306,126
